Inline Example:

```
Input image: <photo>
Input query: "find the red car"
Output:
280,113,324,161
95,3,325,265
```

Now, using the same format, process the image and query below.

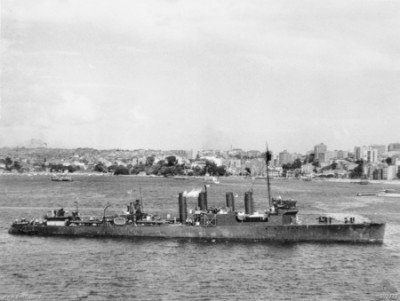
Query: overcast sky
1,0,399,153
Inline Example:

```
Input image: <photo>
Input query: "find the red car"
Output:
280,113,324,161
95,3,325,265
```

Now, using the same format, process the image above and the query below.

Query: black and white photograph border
1,1,400,300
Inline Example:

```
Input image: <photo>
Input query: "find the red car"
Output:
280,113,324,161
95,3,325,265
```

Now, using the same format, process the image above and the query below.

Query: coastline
322,178,400,185
1,171,400,185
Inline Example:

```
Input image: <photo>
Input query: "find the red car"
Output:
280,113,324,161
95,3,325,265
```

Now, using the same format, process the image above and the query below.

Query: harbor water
1,175,399,300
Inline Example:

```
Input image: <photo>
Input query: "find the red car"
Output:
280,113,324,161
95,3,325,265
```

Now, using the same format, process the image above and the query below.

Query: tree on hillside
175,164,185,175
166,156,177,167
49,163,63,172
192,166,202,176
94,163,107,173
108,165,118,173
114,165,129,175
65,165,76,173
159,166,174,177
129,166,141,175
145,156,155,167
149,161,163,175
282,158,302,171
129,161,144,174
305,153,315,164
204,160,218,176
292,158,302,170
13,160,21,172
216,165,227,176
5,157,13,171
312,160,320,168
350,160,364,179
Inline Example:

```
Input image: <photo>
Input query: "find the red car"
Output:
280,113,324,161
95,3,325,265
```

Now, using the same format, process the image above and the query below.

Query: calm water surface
1,175,399,300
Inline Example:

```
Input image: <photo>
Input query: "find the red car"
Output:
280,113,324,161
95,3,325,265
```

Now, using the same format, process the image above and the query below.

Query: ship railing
272,198,297,209
200,214,217,227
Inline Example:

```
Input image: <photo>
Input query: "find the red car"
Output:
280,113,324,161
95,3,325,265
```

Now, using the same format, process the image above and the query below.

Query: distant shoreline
322,178,400,185
1,171,400,185
0,171,114,177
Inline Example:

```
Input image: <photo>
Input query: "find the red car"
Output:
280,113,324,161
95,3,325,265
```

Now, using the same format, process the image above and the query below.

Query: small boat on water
204,175,220,184
51,175,73,182
376,189,400,197
357,189,400,197
9,148,385,243
301,176,312,182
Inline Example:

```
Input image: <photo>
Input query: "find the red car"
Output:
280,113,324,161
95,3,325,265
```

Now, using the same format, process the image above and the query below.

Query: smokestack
198,192,207,211
226,192,235,211
244,191,254,215
178,193,187,223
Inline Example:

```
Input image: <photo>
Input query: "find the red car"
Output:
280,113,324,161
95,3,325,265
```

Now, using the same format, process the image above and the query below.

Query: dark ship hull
9,215,385,243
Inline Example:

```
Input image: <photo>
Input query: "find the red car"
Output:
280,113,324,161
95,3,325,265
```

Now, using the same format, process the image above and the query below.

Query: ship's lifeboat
113,216,127,225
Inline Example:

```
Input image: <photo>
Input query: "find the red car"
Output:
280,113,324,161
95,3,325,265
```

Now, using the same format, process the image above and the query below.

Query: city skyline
2,1,399,154
2,138,400,157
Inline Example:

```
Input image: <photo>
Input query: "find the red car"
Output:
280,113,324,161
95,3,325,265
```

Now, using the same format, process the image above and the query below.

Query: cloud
54,92,98,125
130,105,151,124
1,0,400,151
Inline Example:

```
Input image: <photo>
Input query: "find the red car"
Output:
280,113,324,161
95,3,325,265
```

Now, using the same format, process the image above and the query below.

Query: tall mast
265,143,272,208
139,183,144,211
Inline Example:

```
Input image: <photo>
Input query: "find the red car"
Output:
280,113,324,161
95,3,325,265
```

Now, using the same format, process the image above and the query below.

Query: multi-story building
316,152,326,163
191,159,207,169
271,157,279,167
383,166,397,180
198,150,221,157
166,150,193,159
314,143,328,163
227,149,245,158
315,150,335,164
355,146,379,162
388,143,400,152
246,150,261,158
336,150,349,160
223,158,242,175
366,148,378,163
201,156,223,166
354,146,368,161
278,150,292,166
395,158,400,167
226,159,241,169
370,145,386,158
327,151,336,162
314,143,327,155
292,153,303,161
